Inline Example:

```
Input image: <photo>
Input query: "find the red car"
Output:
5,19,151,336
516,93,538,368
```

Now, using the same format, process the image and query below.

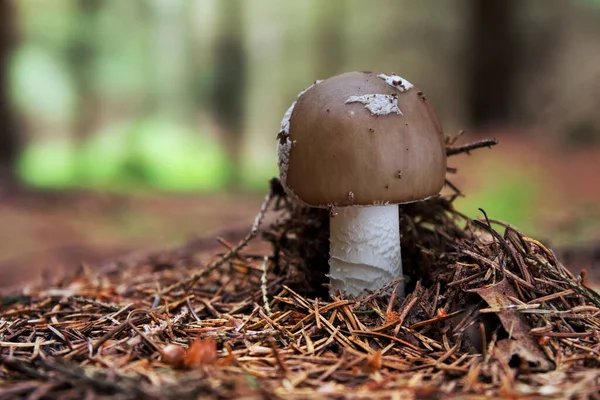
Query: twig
446,138,499,156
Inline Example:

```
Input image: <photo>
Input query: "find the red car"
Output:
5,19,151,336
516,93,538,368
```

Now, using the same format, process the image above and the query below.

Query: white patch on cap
345,94,402,116
377,73,413,92
277,104,295,186
277,80,322,186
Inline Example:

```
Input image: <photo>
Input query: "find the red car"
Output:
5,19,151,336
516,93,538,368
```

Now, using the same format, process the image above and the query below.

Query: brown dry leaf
362,349,383,374
468,278,552,371
184,338,218,368
495,339,544,375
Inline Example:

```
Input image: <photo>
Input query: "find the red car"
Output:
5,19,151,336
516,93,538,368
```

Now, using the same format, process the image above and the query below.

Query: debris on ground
2,138,600,399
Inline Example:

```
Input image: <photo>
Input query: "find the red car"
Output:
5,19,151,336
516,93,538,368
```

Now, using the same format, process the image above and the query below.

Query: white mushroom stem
328,204,404,297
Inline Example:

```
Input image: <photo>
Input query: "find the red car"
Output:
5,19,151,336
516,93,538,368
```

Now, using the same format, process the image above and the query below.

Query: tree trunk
0,0,20,182
70,0,101,141
211,0,246,187
465,0,520,129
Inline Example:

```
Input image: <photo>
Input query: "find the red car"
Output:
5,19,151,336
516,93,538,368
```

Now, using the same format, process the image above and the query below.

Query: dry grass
2,139,600,399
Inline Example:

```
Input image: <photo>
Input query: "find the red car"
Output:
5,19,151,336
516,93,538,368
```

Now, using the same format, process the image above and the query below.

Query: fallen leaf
362,349,382,373
184,338,218,368
495,339,545,374
468,278,552,371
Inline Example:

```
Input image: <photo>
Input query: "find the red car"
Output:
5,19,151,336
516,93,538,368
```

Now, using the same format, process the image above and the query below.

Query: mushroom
277,71,446,297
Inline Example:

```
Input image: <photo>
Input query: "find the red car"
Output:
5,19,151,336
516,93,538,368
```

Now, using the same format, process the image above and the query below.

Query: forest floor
0,189,264,292
0,133,599,293
1,134,600,399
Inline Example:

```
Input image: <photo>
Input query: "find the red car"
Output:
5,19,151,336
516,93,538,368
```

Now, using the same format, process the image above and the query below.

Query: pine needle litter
2,138,600,399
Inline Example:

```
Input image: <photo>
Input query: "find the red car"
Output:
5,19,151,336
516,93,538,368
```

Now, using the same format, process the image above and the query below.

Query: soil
0,188,263,293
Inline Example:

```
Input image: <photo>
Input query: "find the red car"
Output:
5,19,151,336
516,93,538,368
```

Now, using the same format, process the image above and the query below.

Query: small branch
444,179,463,197
446,138,499,157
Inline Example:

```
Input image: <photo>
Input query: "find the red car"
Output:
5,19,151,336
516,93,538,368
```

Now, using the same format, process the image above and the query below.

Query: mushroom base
328,204,403,297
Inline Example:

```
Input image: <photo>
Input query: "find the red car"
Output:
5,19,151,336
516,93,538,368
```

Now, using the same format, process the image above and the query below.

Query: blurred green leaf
9,44,76,125
17,140,76,188
129,117,233,192
454,167,541,235
75,122,132,187
18,117,235,193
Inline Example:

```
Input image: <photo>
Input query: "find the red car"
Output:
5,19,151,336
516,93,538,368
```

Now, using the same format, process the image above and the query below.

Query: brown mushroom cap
281,71,446,207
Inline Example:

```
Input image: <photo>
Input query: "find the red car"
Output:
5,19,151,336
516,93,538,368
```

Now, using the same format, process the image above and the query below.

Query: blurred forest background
1,0,600,290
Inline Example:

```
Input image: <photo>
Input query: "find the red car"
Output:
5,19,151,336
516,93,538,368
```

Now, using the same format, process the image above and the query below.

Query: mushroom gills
328,204,403,297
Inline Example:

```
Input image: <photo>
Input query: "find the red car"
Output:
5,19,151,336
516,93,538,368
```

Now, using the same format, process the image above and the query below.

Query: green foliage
75,122,133,188
18,139,76,188
9,44,76,124
18,118,234,193
127,118,233,192
453,166,541,236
